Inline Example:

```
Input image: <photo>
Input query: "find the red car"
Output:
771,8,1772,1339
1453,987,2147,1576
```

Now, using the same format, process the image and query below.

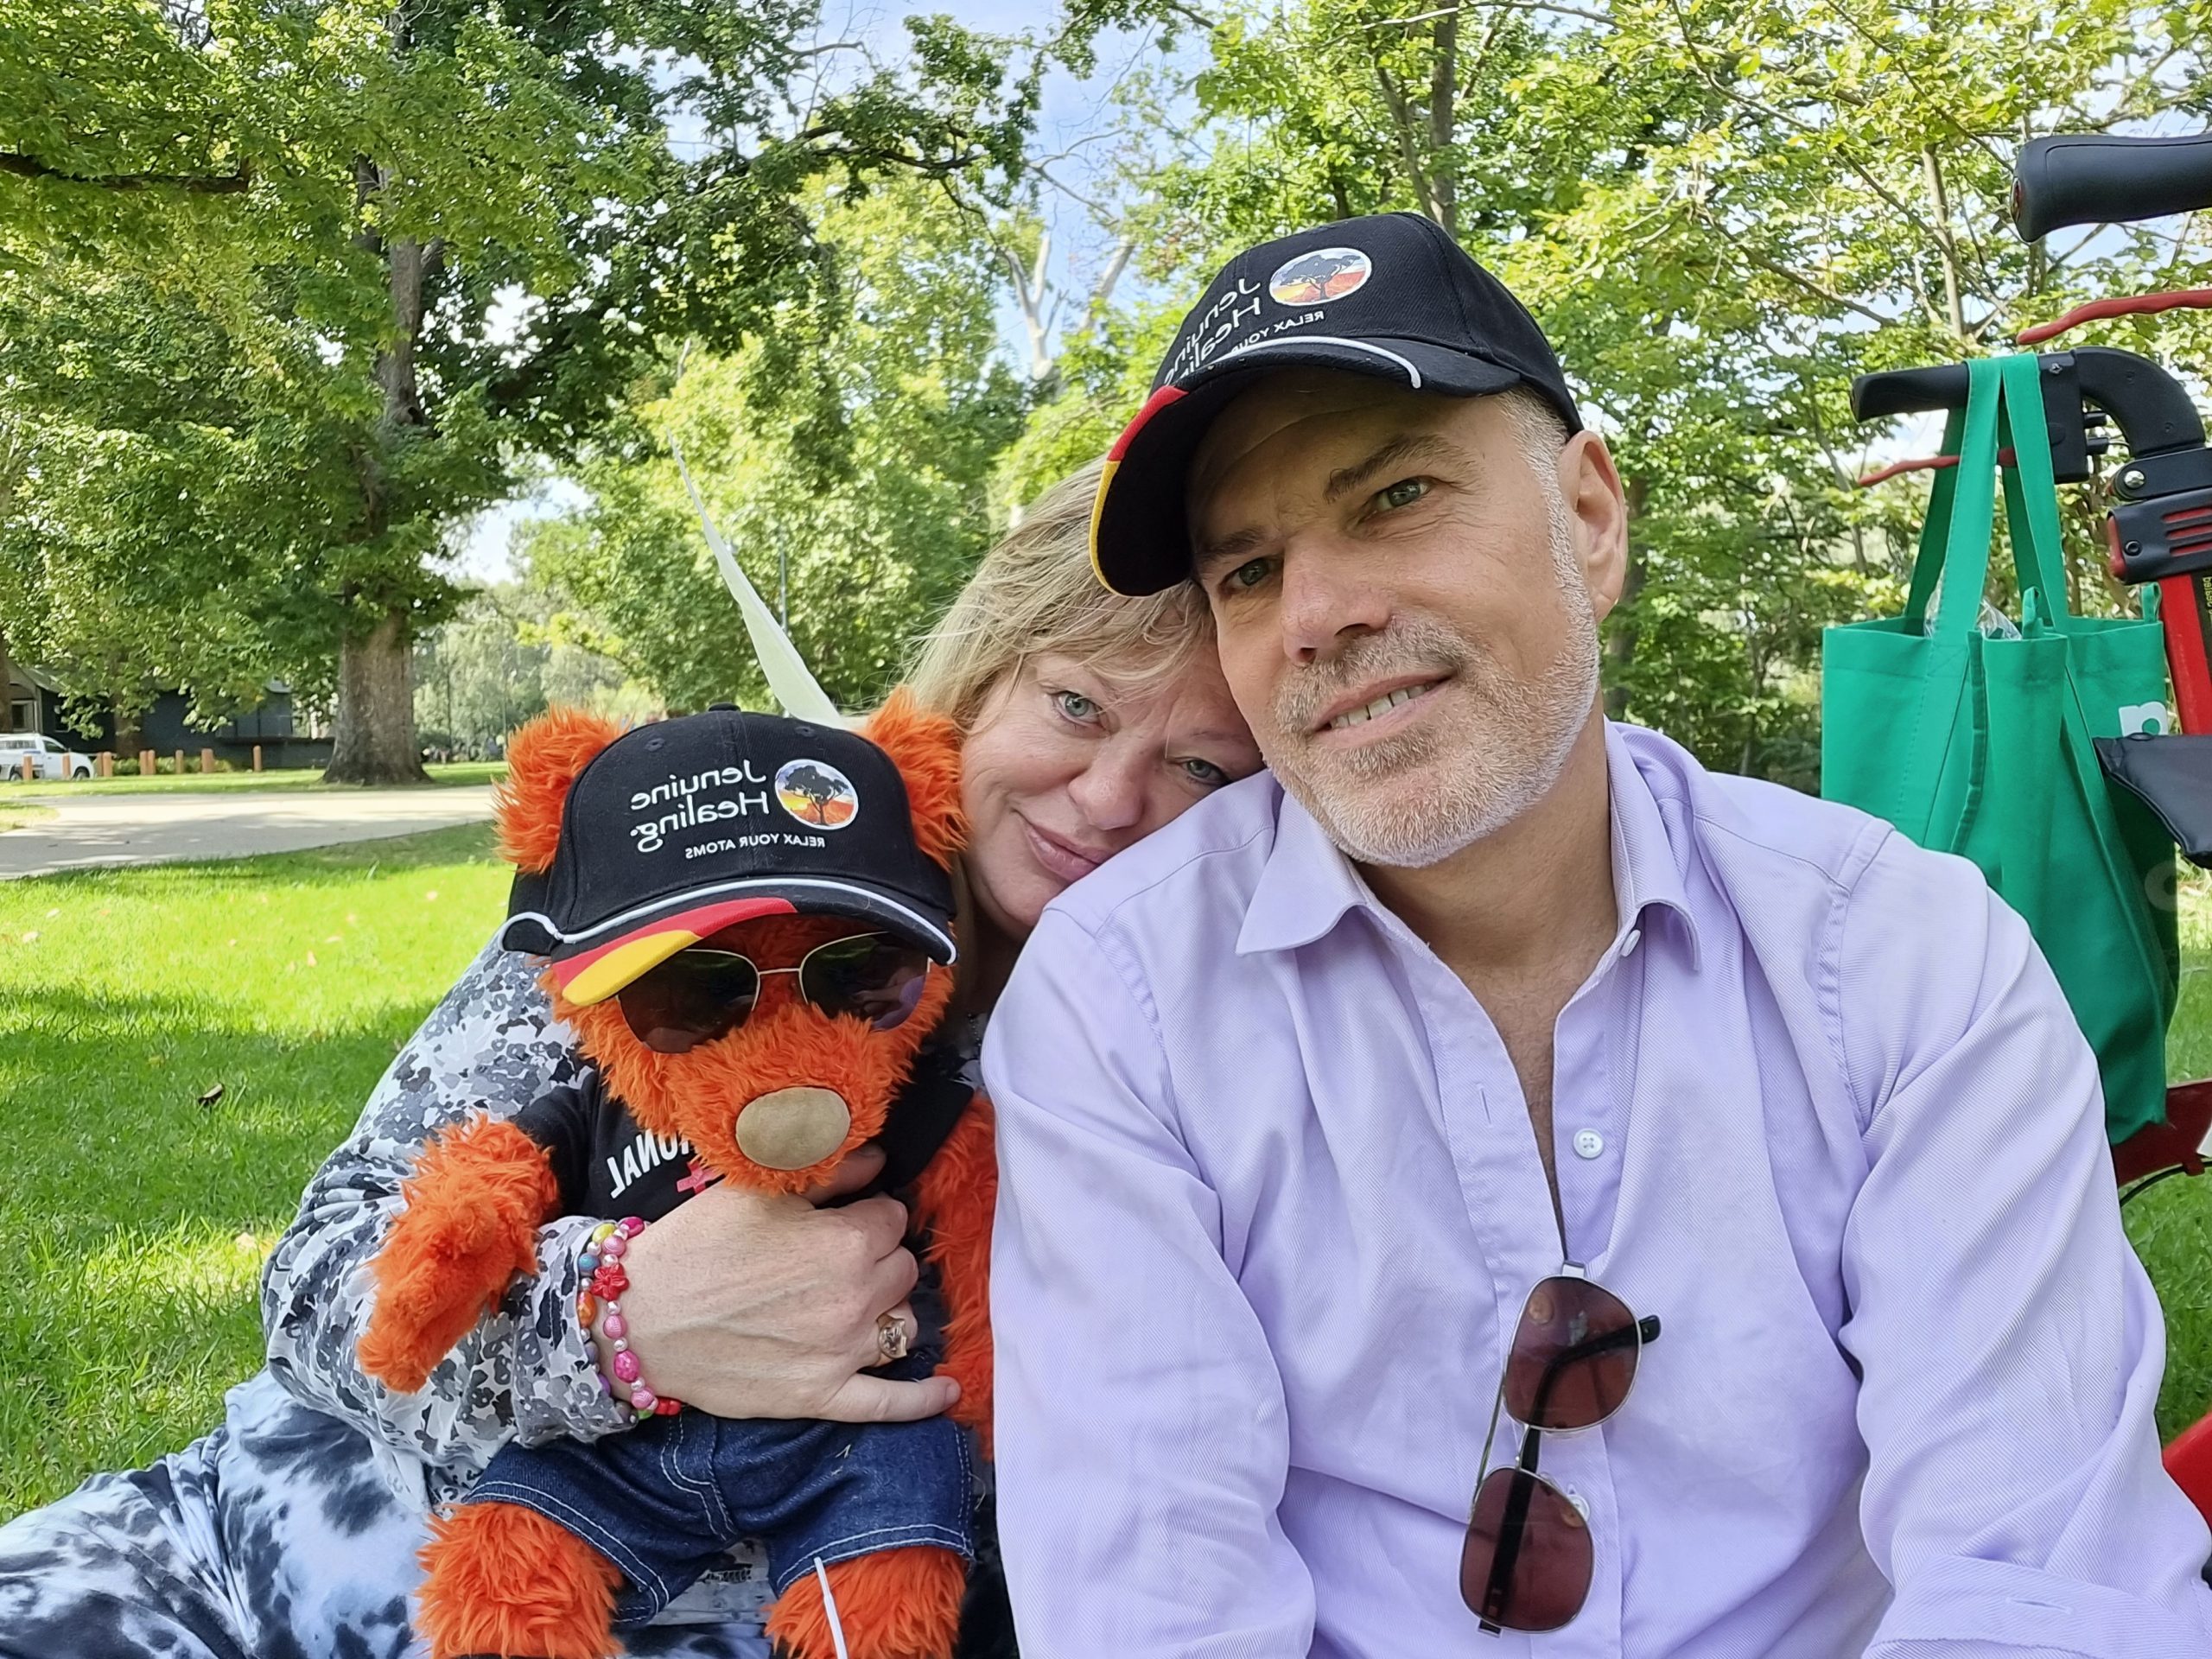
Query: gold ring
876,1311,910,1363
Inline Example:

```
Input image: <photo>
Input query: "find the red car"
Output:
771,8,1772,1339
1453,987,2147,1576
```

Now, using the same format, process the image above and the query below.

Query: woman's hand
596,1144,958,1423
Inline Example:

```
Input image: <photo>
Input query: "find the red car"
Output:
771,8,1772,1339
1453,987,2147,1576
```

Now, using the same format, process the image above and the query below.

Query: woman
0,461,1261,1659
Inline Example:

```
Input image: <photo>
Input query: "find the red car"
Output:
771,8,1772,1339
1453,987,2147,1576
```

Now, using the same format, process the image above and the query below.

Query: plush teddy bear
355,692,994,1659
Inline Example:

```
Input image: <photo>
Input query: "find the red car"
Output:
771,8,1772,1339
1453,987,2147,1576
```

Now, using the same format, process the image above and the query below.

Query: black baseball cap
1090,212,1582,595
500,708,956,1007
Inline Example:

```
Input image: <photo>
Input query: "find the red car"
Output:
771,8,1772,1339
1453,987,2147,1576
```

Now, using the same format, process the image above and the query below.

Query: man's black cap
1090,212,1582,595
500,709,956,1006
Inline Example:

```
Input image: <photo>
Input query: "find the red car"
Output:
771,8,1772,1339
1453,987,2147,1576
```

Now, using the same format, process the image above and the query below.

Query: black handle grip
2014,132,2212,240
1851,364,1969,422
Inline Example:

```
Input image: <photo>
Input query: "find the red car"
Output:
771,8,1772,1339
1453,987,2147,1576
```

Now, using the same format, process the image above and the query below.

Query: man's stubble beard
1263,497,1600,869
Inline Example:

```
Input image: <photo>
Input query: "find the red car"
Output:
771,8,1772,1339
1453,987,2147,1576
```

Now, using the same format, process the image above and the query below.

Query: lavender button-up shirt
982,721,2212,1657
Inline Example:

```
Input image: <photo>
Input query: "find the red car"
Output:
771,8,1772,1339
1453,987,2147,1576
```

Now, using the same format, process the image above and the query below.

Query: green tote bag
1821,353,2178,1143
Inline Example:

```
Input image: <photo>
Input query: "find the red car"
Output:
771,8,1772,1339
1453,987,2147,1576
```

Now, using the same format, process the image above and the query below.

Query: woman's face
959,650,1262,938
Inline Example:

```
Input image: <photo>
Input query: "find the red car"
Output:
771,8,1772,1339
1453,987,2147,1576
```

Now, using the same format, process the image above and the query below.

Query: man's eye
1052,689,1101,723
1376,478,1428,512
1179,757,1230,787
1226,557,1272,592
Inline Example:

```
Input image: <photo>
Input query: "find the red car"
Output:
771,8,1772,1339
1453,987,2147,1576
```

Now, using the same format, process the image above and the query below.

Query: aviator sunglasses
617,931,931,1054
1460,1266,1662,1634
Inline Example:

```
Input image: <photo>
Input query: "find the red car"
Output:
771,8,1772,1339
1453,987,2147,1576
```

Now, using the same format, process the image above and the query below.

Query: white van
0,733,93,780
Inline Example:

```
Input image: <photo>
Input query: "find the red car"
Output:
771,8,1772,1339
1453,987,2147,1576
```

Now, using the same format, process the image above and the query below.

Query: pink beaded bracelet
579,1216,683,1421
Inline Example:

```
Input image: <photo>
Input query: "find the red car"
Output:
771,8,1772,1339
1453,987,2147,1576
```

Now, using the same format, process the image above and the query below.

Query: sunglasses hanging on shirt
1460,1267,1662,1634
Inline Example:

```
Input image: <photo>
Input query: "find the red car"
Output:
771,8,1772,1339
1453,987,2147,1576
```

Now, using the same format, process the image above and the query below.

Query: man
981,210,2212,1656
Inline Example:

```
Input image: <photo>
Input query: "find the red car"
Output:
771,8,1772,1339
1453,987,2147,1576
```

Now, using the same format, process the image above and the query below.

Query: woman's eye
1179,757,1230,787
1052,689,1102,723
1376,478,1428,512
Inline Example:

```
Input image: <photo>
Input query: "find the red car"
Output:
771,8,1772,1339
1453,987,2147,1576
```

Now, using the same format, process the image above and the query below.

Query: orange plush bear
357,694,993,1659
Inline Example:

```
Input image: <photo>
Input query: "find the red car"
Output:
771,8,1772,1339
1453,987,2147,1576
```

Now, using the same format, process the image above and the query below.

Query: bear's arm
261,938,634,1488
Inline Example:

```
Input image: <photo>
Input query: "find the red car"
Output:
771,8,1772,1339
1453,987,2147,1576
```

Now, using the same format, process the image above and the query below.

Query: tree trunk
324,607,428,784
327,146,431,785
111,696,143,757
1428,9,1459,238
1921,148,1967,342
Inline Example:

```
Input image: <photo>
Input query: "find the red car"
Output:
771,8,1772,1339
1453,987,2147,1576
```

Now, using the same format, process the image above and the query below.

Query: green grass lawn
7,760,505,800
0,802,54,833
0,823,508,1513
6,830,2212,1516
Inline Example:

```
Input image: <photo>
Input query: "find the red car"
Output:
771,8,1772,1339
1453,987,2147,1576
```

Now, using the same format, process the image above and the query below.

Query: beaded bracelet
577,1216,683,1421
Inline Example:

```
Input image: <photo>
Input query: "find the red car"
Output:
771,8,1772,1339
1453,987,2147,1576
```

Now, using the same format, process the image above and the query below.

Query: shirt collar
1602,721,1703,969
1236,723,1704,966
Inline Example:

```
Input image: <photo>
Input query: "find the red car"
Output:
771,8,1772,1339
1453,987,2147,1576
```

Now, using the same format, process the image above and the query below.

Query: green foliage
524,181,1027,712
1039,0,2212,781
0,0,1060,766
0,264,479,725
412,586,652,753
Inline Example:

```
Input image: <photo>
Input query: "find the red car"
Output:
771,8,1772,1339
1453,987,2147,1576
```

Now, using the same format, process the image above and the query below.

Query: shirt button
1619,926,1643,957
1565,1487,1590,1519
1573,1129,1605,1160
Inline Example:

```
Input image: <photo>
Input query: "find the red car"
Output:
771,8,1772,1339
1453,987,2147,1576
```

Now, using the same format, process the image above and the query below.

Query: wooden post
97,752,112,778
16,754,30,783
139,748,156,778
251,744,263,773
172,748,184,777
199,747,215,775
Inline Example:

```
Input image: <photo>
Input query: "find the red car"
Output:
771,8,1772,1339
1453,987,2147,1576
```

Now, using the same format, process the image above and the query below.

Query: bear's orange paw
765,1545,966,1659
416,1501,623,1659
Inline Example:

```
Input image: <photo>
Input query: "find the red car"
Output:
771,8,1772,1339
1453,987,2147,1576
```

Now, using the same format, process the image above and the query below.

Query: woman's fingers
864,1239,921,1309
817,1370,961,1425
834,1193,911,1264
801,1143,887,1205
861,1300,919,1370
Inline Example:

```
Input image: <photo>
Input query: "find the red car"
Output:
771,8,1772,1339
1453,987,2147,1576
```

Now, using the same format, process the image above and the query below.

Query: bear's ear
497,708,626,874
862,687,965,870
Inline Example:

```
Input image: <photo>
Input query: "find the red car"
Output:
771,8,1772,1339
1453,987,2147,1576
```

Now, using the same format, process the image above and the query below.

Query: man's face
1186,372,1626,867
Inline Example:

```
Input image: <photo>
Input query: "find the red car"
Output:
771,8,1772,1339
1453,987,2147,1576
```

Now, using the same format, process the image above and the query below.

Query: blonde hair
906,459,1214,729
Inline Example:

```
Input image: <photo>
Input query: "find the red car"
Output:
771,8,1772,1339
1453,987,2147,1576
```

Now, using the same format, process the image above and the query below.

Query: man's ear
1560,430,1630,622
497,708,626,873
862,688,966,869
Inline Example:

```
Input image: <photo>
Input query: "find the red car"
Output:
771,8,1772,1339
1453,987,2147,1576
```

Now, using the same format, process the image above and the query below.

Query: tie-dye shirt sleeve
260,938,634,1495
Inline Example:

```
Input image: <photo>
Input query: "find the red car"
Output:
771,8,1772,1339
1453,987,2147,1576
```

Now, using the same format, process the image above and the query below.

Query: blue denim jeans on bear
467,1402,976,1625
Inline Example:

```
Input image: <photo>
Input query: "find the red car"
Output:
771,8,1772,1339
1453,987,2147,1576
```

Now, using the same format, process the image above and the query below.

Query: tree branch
1362,2,1614,31
1370,58,1440,222
0,151,251,194
1697,212,1897,327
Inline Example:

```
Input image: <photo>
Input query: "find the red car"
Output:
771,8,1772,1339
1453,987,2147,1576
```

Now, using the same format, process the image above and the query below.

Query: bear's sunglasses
617,933,931,1054
1460,1267,1661,1635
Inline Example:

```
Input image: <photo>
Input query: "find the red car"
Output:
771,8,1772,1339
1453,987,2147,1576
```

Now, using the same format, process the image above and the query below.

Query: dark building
34,682,332,769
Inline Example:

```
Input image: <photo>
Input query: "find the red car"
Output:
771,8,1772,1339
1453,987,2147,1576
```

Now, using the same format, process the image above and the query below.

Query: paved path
0,787,497,879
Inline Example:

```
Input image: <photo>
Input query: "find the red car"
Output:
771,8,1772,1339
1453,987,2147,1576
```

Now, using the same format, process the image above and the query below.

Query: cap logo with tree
1268,246,1372,305
774,758,861,828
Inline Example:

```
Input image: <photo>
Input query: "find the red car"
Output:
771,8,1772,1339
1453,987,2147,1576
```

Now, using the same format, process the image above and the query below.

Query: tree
777,762,849,823
523,180,1027,713
1018,0,2212,781
412,586,649,756
1,0,1052,779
